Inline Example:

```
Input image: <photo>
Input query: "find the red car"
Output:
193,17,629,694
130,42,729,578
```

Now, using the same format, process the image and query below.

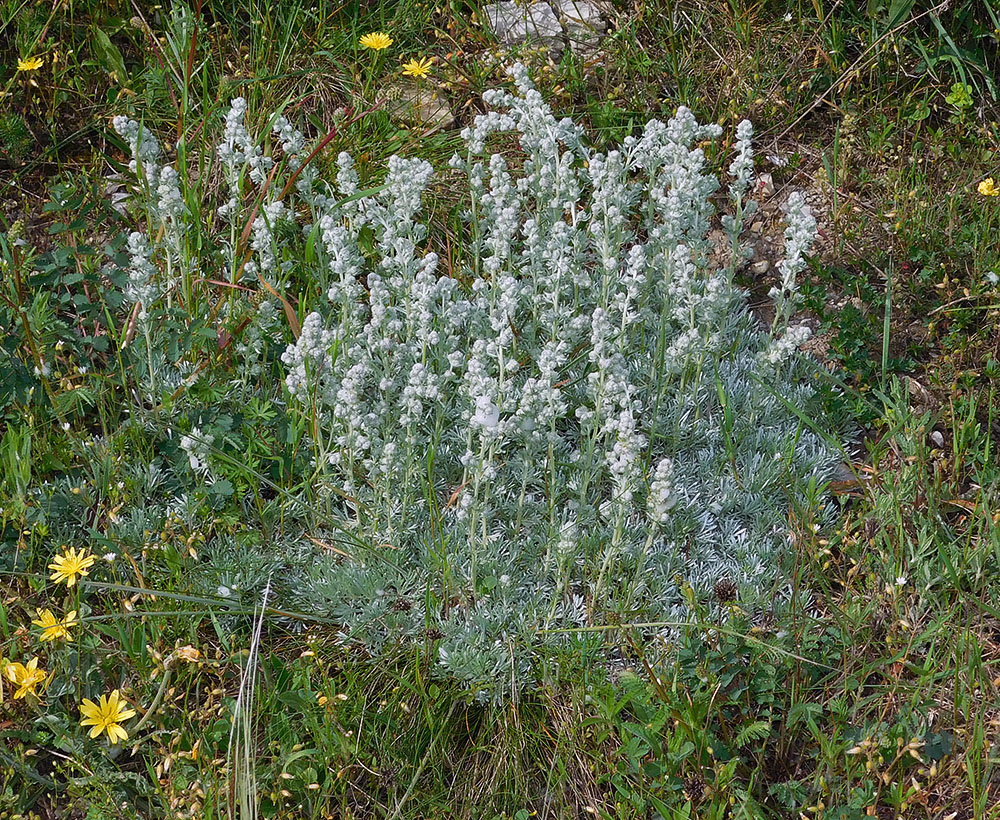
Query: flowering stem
593,501,625,607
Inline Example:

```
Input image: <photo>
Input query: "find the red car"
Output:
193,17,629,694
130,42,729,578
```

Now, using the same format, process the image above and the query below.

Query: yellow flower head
17,56,44,72
48,547,96,587
80,690,137,744
32,609,79,642
359,32,393,51
978,177,1000,197
401,57,434,79
5,657,47,699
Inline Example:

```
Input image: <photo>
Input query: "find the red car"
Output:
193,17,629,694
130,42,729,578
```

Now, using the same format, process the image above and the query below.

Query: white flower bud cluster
321,216,366,309
625,109,722,258
281,311,336,405
245,200,287,280
514,340,568,445
123,231,159,321
271,115,305,164
217,97,274,218
648,457,678,524
271,117,320,204
727,119,755,202
335,151,360,197
113,116,186,254
112,116,161,177
155,165,184,223
771,192,818,329
762,324,814,368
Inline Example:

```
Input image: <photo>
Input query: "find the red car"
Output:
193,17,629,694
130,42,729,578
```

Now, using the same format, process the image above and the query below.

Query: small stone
757,172,774,197
751,260,770,275
483,1,563,48
750,220,764,234
905,376,935,411
829,461,857,485
386,84,455,130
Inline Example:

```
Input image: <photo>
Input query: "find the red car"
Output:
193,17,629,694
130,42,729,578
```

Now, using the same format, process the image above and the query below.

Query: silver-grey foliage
113,65,838,699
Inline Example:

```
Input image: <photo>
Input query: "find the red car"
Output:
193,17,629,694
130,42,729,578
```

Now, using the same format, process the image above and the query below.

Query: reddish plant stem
218,101,384,337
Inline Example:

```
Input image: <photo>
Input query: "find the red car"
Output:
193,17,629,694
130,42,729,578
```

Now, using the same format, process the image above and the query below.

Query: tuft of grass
227,576,271,820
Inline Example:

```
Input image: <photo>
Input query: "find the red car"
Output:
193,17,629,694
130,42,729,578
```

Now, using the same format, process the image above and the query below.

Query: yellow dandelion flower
5,657,47,700
401,57,434,79
80,690,138,744
359,32,393,51
17,56,44,72
32,609,79,642
978,177,1000,197
48,547,96,587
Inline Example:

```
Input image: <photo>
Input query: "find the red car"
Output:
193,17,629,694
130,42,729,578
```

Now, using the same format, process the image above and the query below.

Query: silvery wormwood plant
112,64,837,699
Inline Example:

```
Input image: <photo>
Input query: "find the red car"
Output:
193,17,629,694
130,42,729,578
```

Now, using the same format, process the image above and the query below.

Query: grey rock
751,259,770,275
830,461,859,485
386,84,455,131
757,172,774,197
484,1,563,48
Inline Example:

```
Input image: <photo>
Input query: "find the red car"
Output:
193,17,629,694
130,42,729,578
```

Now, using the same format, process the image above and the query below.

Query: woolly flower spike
248,200,287,277
762,324,813,368
112,115,161,177
281,312,336,405
49,547,96,588
770,192,817,330
401,57,434,78
359,32,392,50
648,458,678,524
727,119,755,202
979,178,1000,197
216,97,274,193
271,115,305,159
80,690,137,744
5,657,46,699
156,165,185,226
32,609,79,642
17,56,44,72
124,231,159,320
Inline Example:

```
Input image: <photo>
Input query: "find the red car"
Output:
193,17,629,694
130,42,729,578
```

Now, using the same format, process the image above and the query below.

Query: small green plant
0,112,32,163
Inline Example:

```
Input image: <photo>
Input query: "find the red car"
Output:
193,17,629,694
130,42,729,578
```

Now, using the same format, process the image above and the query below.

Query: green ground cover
3,1,1000,817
